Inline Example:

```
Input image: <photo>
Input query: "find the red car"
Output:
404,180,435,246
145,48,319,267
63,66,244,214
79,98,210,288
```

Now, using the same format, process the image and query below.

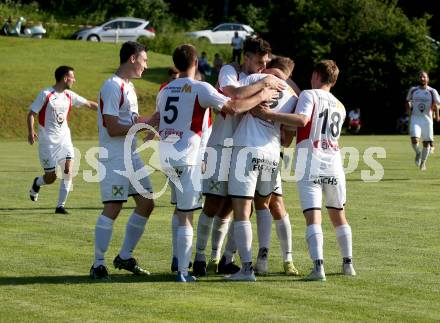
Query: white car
187,23,254,44
71,17,155,42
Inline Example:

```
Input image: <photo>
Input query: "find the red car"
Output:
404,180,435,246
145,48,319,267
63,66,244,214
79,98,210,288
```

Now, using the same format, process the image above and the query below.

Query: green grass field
0,136,439,322
0,37,173,139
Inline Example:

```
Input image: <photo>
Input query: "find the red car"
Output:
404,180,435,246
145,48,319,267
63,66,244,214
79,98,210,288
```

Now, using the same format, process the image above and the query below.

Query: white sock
223,221,236,264
177,226,193,276
119,212,148,260
306,224,324,261
275,214,293,262
94,214,114,267
412,143,421,154
211,216,230,260
195,212,213,256
421,146,431,162
57,179,72,208
234,220,252,264
171,213,179,258
335,224,352,258
36,176,46,187
256,208,272,250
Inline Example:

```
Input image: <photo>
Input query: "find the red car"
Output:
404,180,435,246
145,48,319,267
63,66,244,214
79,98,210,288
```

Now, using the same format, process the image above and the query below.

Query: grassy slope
0,136,439,322
0,37,172,139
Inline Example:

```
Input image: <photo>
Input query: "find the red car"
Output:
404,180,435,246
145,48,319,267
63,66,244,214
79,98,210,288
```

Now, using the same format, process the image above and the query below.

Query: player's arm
84,100,98,110
405,101,412,116
27,111,38,145
433,104,440,122
251,104,310,127
103,115,138,137
221,87,279,115
222,74,285,99
139,111,161,141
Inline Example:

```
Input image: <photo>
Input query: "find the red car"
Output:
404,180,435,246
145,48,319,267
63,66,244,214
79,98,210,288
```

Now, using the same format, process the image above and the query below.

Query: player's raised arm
221,86,279,115
222,74,285,99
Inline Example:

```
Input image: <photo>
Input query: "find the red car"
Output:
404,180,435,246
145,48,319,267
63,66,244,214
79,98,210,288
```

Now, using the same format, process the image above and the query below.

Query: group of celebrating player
27,38,358,283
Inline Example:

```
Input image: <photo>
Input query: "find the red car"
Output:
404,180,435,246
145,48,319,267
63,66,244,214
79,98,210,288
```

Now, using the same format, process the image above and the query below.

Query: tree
263,0,438,131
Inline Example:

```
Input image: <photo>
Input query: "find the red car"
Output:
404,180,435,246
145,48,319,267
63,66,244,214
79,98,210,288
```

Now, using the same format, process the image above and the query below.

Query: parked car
186,23,254,44
71,17,155,42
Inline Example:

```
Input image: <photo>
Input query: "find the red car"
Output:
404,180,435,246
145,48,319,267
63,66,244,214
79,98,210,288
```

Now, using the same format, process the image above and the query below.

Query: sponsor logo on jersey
181,84,192,93
313,139,340,150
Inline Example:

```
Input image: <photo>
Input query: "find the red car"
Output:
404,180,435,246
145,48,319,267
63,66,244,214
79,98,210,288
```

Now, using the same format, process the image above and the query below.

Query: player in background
159,66,179,91
28,65,97,214
347,108,361,134
90,41,154,280
405,70,440,170
191,37,286,277
252,60,356,281
254,56,300,276
153,44,278,282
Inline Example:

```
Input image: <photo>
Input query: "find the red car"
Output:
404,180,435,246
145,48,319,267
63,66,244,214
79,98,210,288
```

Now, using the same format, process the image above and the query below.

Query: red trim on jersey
99,95,107,128
159,82,168,91
296,103,316,145
119,82,125,108
38,90,55,127
65,91,72,123
190,95,205,137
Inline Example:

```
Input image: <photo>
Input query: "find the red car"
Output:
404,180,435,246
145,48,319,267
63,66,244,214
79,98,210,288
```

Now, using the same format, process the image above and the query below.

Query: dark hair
55,65,74,82
314,60,339,84
120,41,147,64
168,66,179,76
243,37,271,57
267,56,295,77
173,44,197,72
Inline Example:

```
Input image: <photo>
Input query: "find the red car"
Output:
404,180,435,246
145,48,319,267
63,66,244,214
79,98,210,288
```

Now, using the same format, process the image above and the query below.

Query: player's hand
260,87,279,103
143,131,157,142
263,74,286,91
28,132,38,145
250,103,272,120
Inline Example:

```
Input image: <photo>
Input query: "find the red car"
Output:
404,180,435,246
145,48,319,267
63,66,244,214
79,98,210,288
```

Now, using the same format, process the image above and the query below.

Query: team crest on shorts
112,185,124,197
43,159,50,167
209,180,220,192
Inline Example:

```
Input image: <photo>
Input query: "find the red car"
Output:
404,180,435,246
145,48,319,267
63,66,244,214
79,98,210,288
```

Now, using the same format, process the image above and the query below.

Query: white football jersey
233,73,298,155
406,86,440,121
207,64,247,147
98,75,139,159
30,87,87,145
157,77,230,166
294,89,346,178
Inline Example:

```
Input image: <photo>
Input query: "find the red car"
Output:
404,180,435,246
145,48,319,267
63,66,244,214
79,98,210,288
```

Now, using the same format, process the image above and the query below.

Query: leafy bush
139,32,232,65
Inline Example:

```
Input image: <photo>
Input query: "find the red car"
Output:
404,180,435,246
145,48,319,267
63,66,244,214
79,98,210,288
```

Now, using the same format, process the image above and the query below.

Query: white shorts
202,145,232,197
228,147,279,198
39,142,74,172
169,165,202,212
410,117,434,142
99,154,153,203
272,170,283,196
297,174,346,212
